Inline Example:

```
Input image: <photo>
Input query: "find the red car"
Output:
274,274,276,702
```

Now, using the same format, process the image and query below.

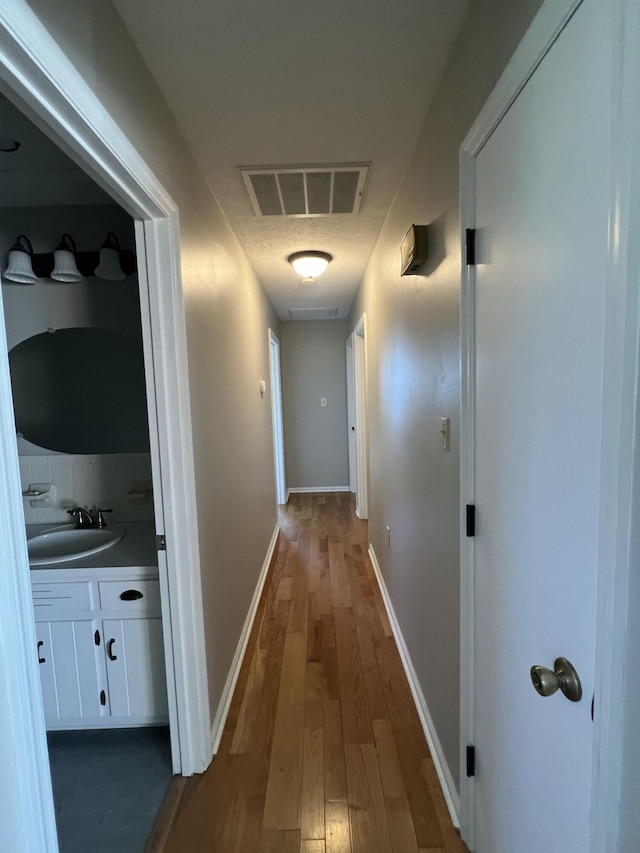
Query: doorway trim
0,5,211,846
459,0,638,849
346,333,356,493
268,329,286,504
353,314,369,519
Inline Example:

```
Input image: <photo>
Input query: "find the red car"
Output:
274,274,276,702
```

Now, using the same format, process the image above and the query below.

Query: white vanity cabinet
31,568,168,730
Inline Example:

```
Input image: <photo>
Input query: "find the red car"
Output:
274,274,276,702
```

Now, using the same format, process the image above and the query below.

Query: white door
346,335,356,493
472,1,611,850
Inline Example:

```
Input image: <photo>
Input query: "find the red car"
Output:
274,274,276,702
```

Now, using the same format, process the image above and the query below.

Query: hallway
153,492,468,852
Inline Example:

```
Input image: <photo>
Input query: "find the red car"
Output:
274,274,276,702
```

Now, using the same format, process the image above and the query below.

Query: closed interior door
472,1,611,850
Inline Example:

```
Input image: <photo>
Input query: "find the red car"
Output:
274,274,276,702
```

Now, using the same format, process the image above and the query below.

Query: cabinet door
35,620,106,724
103,617,168,721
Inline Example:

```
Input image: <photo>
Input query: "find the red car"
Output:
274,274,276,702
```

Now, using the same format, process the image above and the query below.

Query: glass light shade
51,234,82,283
4,248,37,284
288,251,332,279
95,246,125,280
51,249,83,282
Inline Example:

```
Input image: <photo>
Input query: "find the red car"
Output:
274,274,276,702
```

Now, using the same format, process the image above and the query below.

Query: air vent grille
241,165,368,217
287,308,339,320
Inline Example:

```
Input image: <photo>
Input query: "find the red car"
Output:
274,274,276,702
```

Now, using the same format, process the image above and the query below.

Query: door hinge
466,745,476,778
94,629,101,646
466,504,476,537
465,228,476,266
100,689,106,707
156,534,166,551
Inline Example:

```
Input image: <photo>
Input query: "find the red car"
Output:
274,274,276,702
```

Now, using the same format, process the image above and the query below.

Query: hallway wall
21,0,280,736
348,0,543,791
280,320,350,491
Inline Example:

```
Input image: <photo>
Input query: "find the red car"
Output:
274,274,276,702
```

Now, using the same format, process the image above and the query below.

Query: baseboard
286,486,350,494
368,544,461,828
209,522,280,754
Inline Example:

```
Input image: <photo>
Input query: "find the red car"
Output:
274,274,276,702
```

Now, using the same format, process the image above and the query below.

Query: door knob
530,657,582,702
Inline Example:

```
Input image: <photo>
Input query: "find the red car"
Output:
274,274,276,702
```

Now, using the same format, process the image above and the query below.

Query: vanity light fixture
95,232,126,280
51,233,83,283
2,232,136,284
3,235,38,284
288,250,332,279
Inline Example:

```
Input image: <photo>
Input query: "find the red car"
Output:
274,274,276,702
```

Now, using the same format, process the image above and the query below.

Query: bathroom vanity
29,523,168,730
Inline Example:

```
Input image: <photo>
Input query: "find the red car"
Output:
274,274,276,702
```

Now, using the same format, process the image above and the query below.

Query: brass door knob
530,657,582,702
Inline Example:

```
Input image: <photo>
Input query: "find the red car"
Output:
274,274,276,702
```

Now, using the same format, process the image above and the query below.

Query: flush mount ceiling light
288,251,332,279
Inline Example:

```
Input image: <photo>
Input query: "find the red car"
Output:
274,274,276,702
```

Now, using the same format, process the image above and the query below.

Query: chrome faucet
67,507,113,529
67,507,94,528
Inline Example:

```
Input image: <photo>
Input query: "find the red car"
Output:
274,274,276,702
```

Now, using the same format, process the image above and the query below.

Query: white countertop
26,522,158,570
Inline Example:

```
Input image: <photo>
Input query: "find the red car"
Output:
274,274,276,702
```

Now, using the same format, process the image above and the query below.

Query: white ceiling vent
287,307,339,320
240,164,369,217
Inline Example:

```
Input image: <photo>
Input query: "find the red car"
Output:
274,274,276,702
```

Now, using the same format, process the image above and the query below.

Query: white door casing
353,314,369,519
459,0,638,850
346,334,357,493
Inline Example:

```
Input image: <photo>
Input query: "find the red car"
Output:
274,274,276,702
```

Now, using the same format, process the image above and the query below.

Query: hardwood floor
152,492,468,853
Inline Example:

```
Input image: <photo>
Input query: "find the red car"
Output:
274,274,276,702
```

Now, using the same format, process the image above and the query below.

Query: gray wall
281,320,349,490
348,0,543,791
22,0,280,730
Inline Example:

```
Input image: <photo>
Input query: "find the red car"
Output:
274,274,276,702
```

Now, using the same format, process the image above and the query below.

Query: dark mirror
9,327,150,454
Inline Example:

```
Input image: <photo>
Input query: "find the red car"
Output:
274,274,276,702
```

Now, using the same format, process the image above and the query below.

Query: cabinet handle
107,638,118,661
37,640,45,664
120,589,143,601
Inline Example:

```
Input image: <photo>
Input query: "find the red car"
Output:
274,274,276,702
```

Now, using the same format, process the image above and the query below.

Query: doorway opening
0,10,210,849
0,95,174,851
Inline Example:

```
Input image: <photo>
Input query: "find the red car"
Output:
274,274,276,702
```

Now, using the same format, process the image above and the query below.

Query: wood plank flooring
152,492,468,853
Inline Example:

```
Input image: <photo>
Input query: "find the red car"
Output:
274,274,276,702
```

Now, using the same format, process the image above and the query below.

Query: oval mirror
9,327,150,454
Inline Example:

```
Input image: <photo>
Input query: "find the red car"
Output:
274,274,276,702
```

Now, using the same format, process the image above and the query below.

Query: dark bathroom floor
47,727,173,853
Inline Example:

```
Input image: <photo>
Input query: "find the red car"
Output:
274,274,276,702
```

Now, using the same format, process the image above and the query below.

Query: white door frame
268,329,286,504
346,333,356,493
459,0,640,849
0,5,211,849
353,314,369,519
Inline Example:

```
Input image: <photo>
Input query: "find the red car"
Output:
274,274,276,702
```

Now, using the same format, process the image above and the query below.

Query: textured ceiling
112,0,470,318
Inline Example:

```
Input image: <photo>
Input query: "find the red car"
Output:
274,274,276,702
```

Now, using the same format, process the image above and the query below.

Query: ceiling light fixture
288,250,332,279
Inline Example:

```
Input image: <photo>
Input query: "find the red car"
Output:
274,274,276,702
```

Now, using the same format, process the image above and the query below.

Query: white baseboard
368,544,461,828
209,522,280,754
286,486,350,496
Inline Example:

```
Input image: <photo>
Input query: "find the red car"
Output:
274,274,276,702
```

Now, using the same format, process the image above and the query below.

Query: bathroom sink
27,524,125,565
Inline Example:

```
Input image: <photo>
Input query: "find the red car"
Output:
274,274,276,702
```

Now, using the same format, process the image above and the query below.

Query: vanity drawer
32,582,93,615
98,579,161,612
